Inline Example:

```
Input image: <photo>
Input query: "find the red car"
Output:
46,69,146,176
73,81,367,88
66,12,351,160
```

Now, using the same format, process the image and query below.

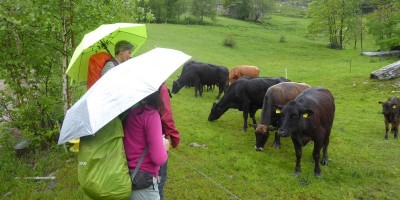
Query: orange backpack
87,52,114,90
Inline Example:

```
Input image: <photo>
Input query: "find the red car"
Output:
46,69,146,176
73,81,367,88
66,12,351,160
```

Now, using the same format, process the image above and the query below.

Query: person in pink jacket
123,91,170,200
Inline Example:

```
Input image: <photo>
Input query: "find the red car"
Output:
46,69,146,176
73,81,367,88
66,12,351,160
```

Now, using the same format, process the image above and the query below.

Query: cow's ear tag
303,113,309,118
392,105,397,109
275,109,281,114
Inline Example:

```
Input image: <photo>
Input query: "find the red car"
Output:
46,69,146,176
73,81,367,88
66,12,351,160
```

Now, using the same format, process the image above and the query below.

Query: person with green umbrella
101,40,134,76
101,41,181,200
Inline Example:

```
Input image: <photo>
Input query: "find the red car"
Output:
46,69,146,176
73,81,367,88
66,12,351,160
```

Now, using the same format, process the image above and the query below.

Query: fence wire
170,151,241,200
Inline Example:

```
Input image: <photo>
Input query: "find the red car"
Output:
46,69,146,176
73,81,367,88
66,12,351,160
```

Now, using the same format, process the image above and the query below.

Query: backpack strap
109,58,119,66
130,146,148,179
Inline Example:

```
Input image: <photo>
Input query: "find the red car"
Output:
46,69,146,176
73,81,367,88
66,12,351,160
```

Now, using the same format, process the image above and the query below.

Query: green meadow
1,14,400,199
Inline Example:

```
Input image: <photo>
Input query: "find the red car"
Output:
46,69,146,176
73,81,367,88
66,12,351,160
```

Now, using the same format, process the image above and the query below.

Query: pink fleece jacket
123,105,168,176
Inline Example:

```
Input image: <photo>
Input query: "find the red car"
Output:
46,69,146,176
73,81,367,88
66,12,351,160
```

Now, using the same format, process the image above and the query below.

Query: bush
223,36,236,47
279,35,286,43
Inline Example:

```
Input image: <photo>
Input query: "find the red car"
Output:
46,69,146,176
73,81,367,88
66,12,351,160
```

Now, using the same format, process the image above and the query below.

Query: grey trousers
130,177,160,200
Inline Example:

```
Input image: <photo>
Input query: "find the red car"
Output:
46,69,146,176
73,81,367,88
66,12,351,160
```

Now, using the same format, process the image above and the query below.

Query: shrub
279,35,286,43
223,36,236,47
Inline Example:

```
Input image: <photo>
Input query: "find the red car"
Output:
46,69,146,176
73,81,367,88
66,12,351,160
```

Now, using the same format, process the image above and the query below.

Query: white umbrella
58,48,191,144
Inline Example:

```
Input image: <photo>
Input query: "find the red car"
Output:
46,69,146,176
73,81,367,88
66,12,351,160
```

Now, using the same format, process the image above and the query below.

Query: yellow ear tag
392,105,397,109
303,113,309,118
275,109,281,114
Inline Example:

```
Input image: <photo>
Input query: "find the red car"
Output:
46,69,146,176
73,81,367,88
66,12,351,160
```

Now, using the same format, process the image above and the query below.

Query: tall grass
1,14,399,199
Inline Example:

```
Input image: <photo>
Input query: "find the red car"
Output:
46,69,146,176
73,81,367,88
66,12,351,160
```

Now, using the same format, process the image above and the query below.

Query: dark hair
137,90,163,114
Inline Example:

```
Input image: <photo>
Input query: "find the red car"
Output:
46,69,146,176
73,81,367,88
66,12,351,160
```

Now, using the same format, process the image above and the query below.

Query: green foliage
222,0,276,21
223,36,236,47
307,0,362,49
134,0,155,23
0,0,65,146
191,0,218,23
275,1,308,18
0,0,139,148
365,0,400,50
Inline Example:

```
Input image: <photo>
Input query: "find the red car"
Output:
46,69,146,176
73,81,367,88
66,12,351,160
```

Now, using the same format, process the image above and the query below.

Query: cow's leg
321,135,329,165
394,121,399,139
199,84,203,97
273,132,281,149
242,104,250,131
242,111,248,132
216,85,223,99
249,109,257,125
384,120,389,140
291,138,302,176
312,141,323,177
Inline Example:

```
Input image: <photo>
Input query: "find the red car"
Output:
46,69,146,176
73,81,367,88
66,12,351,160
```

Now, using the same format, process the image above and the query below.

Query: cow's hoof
321,158,329,165
293,171,301,177
255,147,263,151
385,136,388,140
314,172,321,178
273,143,281,149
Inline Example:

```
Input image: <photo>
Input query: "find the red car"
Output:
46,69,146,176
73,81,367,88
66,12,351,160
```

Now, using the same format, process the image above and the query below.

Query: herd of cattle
171,60,397,177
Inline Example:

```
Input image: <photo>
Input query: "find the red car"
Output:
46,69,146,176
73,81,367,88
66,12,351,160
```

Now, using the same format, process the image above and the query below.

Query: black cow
171,61,228,99
208,77,290,131
254,82,310,151
379,97,400,139
276,87,335,177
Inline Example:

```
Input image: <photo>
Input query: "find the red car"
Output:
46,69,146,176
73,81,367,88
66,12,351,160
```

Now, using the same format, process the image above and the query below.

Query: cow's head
254,124,269,151
171,80,182,94
379,100,398,116
208,102,227,121
277,101,314,137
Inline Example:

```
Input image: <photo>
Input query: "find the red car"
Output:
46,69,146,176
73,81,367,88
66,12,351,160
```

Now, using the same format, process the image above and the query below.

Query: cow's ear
302,109,314,119
378,101,383,104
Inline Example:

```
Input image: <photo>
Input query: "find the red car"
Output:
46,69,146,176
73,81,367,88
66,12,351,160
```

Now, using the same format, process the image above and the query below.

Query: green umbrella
66,23,147,83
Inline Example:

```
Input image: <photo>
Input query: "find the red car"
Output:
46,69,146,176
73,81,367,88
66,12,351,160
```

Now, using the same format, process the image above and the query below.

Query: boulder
370,61,400,80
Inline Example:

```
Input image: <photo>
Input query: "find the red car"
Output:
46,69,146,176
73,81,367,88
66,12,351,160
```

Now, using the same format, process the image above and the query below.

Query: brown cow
254,82,311,151
228,65,260,84
379,97,400,139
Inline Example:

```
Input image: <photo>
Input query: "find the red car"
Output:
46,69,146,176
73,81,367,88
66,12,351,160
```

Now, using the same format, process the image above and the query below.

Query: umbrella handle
100,40,113,56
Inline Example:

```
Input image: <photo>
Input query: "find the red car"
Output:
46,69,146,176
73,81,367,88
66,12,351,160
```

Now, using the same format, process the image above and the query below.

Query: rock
189,142,207,149
45,181,57,193
370,61,400,80
14,140,29,158
362,51,400,57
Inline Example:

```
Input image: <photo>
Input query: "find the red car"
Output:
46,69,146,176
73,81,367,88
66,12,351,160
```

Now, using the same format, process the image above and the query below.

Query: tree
0,0,137,147
191,0,217,23
223,0,275,21
134,0,155,23
366,0,400,50
307,0,362,49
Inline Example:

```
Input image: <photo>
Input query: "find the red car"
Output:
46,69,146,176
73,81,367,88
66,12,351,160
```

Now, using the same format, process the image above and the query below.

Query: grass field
1,14,400,200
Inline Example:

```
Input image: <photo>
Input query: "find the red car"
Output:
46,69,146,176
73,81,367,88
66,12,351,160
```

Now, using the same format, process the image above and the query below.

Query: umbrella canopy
58,48,191,144
66,23,147,83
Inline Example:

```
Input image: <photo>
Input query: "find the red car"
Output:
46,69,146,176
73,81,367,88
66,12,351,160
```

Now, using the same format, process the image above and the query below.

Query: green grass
1,14,400,199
